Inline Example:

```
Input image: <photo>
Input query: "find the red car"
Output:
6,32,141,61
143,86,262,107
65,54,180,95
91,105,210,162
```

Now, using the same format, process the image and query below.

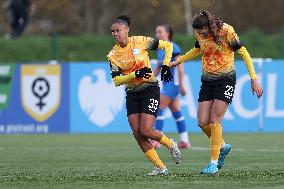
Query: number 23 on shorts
224,85,234,99
148,99,159,113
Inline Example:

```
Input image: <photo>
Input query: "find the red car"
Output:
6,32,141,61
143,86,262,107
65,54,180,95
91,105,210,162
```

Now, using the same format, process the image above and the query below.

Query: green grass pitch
0,133,283,189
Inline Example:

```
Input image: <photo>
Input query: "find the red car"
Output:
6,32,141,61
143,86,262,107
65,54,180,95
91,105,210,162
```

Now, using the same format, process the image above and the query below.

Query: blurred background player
3,0,31,38
151,24,191,149
107,15,181,176
171,10,263,175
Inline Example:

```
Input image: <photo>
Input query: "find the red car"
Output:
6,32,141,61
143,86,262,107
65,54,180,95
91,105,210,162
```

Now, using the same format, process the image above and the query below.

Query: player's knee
132,130,140,139
139,127,152,139
198,115,209,128
197,113,209,128
209,111,222,124
169,105,179,112
209,115,217,124
198,119,209,129
159,99,169,109
159,103,167,110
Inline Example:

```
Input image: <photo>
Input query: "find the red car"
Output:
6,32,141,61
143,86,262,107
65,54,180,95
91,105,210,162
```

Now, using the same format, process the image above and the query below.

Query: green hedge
0,29,283,62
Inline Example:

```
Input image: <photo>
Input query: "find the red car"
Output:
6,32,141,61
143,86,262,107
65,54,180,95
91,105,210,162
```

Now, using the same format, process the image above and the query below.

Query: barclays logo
78,69,124,127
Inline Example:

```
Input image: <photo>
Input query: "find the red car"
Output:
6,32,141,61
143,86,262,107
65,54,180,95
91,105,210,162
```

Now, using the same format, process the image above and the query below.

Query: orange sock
159,135,173,149
210,123,223,161
202,124,225,146
145,148,165,168
202,124,211,138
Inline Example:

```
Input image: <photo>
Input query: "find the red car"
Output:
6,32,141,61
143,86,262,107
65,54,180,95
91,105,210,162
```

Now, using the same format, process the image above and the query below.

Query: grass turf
0,133,283,189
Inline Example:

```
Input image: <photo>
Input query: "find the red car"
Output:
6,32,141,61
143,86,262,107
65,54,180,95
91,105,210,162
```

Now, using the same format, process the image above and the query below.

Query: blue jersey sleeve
157,42,181,64
172,43,181,58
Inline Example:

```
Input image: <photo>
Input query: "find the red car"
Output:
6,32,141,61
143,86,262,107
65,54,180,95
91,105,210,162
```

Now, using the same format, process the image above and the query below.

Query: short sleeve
193,33,201,48
172,43,181,57
227,26,239,42
130,36,157,50
227,26,242,51
146,37,159,50
194,40,200,48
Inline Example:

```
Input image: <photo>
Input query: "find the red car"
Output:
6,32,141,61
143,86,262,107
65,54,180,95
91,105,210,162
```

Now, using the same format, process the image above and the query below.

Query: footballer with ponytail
192,10,223,45
171,10,263,175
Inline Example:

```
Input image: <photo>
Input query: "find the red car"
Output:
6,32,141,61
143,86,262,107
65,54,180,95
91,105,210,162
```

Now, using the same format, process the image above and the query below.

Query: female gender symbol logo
31,77,50,111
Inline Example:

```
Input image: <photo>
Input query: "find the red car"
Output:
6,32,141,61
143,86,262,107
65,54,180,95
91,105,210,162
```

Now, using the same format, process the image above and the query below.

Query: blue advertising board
69,60,284,133
70,62,129,133
0,64,69,134
1,60,283,134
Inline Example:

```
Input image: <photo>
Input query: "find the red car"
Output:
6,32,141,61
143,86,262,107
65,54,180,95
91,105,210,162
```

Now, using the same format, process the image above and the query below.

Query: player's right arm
176,56,187,96
171,41,201,67
109,61,135,87
109,61,151,87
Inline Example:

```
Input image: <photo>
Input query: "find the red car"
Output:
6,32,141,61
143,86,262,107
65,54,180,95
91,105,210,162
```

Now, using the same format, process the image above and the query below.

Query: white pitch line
0,146,283,153
190,147,284,152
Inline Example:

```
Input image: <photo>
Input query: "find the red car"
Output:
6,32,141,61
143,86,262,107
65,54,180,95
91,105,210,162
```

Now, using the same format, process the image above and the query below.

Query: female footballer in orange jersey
107,15,181,176
171,11,263,175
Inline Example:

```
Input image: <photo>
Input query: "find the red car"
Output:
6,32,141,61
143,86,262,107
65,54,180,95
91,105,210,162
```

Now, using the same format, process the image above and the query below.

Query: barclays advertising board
69,60,284,133
70,63,127,133
0,60,283,134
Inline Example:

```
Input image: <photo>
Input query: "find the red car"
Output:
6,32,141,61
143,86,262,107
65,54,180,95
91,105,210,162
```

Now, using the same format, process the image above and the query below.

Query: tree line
0,0,283,35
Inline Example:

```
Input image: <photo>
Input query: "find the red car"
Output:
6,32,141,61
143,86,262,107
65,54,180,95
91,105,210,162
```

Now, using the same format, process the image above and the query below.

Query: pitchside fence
0,59,283,134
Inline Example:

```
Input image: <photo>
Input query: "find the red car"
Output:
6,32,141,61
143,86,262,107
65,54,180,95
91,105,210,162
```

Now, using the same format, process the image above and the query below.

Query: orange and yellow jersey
107,36,173,92
177,23,256,80
195,23,240,80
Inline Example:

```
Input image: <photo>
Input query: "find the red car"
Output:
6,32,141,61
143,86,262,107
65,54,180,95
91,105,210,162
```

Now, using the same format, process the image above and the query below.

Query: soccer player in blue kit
151,24,191,149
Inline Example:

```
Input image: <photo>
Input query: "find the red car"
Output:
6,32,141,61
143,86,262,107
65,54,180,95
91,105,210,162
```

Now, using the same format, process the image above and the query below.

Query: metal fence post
281,28,284,58
51,32,58,61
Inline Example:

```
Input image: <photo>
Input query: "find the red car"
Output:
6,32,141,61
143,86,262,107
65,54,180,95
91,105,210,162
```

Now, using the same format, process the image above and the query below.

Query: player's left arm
227,27,263,98
237,47,256,79
227,27,256,79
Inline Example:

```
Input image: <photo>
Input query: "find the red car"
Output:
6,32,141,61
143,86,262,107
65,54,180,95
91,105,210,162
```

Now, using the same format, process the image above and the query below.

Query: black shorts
198,75,236,104
126,85,160,117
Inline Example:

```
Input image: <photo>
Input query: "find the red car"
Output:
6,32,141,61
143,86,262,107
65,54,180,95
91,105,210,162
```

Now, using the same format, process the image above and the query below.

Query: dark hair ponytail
192,10,223,45
159,24,174,41
115,15,131,26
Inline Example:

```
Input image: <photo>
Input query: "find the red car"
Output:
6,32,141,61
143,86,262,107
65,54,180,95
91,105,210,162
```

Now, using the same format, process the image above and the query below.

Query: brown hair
192,10,223,45
157,24,174,41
